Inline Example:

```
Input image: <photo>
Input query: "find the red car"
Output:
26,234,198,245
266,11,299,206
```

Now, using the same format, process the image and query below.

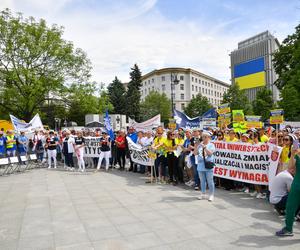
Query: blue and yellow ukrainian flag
234,57,265,90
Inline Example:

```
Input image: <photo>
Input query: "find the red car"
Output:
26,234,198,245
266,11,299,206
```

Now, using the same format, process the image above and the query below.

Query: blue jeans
190,155,200,187
154,155,167,177
198,170,215,195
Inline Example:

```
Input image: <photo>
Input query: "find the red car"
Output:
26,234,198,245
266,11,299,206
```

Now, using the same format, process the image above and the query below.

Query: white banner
127,137,154,166
129,114,161,132
10,113,44,132
213,141,282,185
83,137,102,157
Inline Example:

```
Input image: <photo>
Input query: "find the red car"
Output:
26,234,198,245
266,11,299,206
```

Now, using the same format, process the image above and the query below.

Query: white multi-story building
140,67,230,112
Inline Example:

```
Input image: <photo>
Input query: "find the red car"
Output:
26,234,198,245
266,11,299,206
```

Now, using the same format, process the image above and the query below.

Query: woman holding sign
194,131,216,201
276,147,300,237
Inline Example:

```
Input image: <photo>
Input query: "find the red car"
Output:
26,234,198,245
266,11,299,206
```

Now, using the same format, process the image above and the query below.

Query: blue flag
173,110,200,129
104,110,115,141
201,108,218,119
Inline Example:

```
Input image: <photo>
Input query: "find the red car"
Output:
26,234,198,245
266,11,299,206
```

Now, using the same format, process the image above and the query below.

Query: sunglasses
284,138,290,141
170,134,175,136
217,134,222,136
278,136,283,138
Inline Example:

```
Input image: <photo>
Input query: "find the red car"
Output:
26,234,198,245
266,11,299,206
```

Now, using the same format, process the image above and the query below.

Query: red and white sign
213,141,282,185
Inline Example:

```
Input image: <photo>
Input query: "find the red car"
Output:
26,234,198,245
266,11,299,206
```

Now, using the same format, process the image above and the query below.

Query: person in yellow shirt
226,129,239,142
279,135,294,173
151,127,167,183
164,130,179,185
258,128,269,143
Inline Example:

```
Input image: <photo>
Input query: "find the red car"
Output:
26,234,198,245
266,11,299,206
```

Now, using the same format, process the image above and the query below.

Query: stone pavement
0,168,299,250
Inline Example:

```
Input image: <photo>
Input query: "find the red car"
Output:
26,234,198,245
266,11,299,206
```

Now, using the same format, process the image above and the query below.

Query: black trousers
117,148,126,169
167,152,178,182
64,153,74,168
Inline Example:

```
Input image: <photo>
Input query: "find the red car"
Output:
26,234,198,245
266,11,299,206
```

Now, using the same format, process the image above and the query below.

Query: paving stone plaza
0,168,299,250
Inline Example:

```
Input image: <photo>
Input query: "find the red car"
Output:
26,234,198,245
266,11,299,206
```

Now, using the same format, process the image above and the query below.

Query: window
192,85,194,91
195,86,198,91
205,82,207,86
162,76,165,81
181,103,185,110
180,84,184,90
180,75,184,81
215,91,217,97
191,77,194,82
144,81,147,86
195,78,198,83
192,94,195,98
152,86,154,91
202,88,204,93
152,78,154,83
148,80,150,85
162,84,166,91
145,89,147,94
205,89,207,94
202,80,204,85
181,94,184,100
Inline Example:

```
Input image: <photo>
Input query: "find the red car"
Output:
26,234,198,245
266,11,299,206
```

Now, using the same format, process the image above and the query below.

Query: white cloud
0,0,298,86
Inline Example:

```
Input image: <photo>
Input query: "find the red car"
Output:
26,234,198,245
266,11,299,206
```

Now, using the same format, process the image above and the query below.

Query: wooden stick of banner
276,123,278,146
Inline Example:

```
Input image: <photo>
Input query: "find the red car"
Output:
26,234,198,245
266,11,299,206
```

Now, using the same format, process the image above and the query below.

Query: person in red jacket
115,130,126,170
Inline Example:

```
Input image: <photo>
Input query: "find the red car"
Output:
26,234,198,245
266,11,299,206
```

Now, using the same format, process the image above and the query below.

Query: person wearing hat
241,133,250,143
0,130,5,158
46,131,58,169
5,130,17,157
194,131,216,201
96,131,111,172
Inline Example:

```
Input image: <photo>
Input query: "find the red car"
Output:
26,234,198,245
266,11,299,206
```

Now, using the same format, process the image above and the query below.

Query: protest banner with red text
213,141,282,185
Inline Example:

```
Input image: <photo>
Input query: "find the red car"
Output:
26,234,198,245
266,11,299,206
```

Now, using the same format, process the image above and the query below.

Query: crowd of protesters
0,124,299,237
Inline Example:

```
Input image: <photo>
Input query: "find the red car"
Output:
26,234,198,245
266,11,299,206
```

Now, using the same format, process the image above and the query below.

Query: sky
0,0,299,86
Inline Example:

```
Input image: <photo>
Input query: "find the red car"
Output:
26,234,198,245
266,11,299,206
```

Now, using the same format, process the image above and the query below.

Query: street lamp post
170,73,180,116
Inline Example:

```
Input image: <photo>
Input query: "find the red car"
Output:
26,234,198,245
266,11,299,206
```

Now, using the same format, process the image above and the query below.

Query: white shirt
269,170,293,204
63,137,75,153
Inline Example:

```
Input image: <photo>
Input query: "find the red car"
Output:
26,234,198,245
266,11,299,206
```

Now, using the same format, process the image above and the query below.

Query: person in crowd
62,130,75,171
75,130,85,172
194,131,216,201
42,130,48,163
216,131,225,141
270,164,295,215
17,131,28,156
241,133,250,143
46,131,58,169
189,129,202,190
258,128,269,143
176,131,185,183
276,147,300,237
279,134,294,173
151,127,167,183
0,130,6,158
226,129,239,142
115,130,126,170
165,130,179,185
33,130,44,162
5,130,17,157
139,130,153,174
96,131,111,172
277,131,284,147
183,129,194,187
127,127,138,172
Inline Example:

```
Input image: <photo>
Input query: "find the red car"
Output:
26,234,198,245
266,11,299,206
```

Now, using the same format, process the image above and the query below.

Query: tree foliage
222,84,253,114
98,91,114,114
107,76,126,114
126,64,142,121
0,9,91,121
184,94,213,118
273,24,300,119
140,91,171,123
279,85,300,121
252,87,274,121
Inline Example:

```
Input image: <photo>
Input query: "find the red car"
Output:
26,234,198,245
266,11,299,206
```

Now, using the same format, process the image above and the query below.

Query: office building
230,31,280,102
140,67,230,112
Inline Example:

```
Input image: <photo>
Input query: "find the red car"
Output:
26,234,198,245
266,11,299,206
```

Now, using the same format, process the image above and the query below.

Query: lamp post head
173,74,179,85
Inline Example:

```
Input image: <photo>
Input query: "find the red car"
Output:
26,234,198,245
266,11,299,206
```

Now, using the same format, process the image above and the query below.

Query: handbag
202,145,215,169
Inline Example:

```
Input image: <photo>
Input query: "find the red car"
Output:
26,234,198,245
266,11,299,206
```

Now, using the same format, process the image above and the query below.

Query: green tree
252,87,274,121
273,24,300,92
184,94,213,118
279,84,300,121
98,91,114,114
273,24,300,119
222,84,253,114
126,64,142,121
0,9,91,121
107,77,126,114
140,91,171,123
67,83,98,125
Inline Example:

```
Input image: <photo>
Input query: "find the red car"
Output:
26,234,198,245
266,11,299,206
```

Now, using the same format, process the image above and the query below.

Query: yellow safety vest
6,135,15,149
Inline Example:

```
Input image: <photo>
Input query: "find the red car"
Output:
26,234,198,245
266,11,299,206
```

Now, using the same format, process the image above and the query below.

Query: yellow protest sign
232,110,245,123
270,109,284,125
218,103,231,115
